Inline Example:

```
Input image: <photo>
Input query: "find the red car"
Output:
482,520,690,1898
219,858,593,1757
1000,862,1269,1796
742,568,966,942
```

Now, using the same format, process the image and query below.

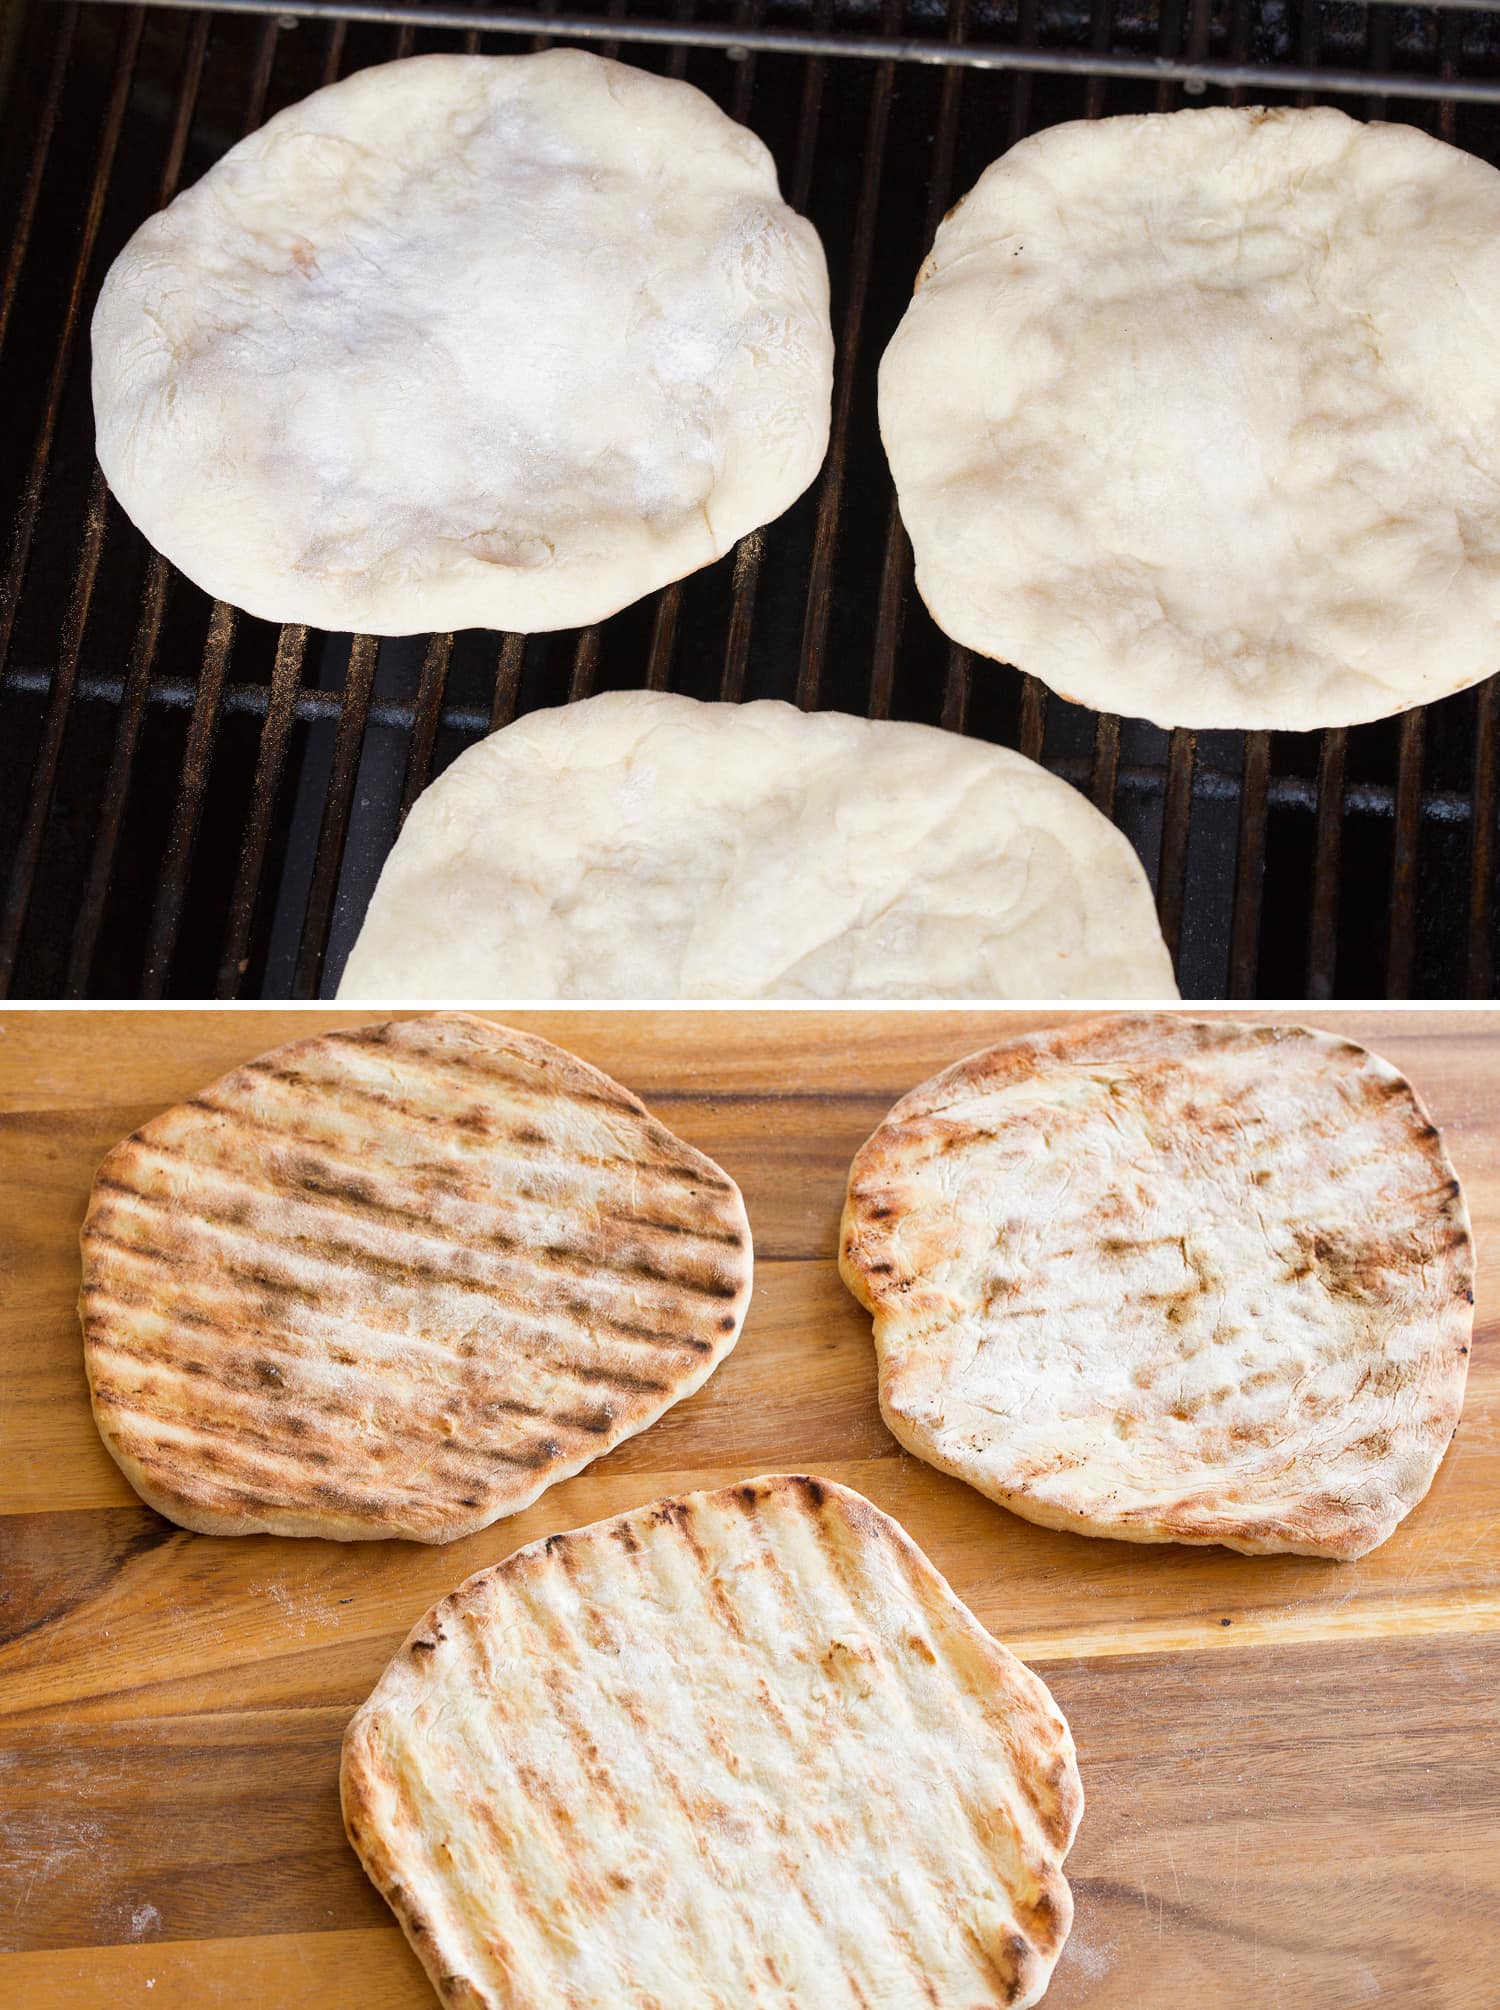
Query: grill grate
2,0,1499,999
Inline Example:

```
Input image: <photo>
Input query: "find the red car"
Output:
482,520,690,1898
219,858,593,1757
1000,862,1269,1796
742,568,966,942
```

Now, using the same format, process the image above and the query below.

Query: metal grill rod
1078,0,1126,826
1142,0,1199,966
0,5,145,990
294,631,379,995
206,11,359,1001
1381,4,1469,997
4,664,1480,826
867,0,969,721
714,0,771,702
0,3,76,368
1293,0,1344,996
63,10,212,996
1470,682,1498,997
72,0,1500,104
796,0,897,709
138,14,282,997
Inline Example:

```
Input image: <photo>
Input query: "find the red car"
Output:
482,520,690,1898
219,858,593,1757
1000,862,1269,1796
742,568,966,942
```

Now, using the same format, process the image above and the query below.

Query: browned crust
840,1014,1474,1562
78,1013,752,1542
340,1474,1083,2010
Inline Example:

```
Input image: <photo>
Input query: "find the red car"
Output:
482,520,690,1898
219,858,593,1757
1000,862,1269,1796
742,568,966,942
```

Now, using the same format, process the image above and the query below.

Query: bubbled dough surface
840,1017,1473,1559
91,51,833,634
336,690,1178,1001
879,106,1500,731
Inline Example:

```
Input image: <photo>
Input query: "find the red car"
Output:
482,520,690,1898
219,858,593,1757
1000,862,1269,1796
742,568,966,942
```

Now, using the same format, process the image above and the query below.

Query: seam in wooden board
0,1066,1488,1124
0,1702,360,1737
0,1089,900,1121
3,1596,1497,1737
1008,1594,1500,1664
60,1592,1494,1719
0,1021,1491,1122
0,1926,415,1971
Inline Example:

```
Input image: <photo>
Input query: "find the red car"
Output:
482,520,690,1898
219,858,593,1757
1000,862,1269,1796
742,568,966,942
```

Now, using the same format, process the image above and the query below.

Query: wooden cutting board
1,1008,1496,2010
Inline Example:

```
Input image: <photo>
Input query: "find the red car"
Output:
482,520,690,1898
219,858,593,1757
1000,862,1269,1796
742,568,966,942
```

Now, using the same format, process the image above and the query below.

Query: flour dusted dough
880,106,1500,731
336,690,1177,1000
841,1016,1473,1559
342,1474,1083,2010
91,52,832,634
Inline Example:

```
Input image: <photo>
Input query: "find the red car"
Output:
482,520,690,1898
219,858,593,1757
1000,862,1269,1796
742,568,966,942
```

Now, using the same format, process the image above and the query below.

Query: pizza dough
78,1013,751,1541
840,1016,1473,1559
342,1474,1083,2009
880,105,1500,730
91,51,832,633
336,690,1177,1000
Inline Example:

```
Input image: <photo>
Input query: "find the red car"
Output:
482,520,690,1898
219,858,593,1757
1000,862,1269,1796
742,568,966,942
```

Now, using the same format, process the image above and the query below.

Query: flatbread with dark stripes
342,1474,1082,2009
841,1015,1473,1560
79,1013,752,1541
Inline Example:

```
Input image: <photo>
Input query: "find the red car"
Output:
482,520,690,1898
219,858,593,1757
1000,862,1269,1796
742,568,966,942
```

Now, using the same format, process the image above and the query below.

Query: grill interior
3,0,1500,1000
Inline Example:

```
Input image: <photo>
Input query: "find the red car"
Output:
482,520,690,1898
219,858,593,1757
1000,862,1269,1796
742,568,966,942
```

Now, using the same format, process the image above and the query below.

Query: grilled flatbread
342,1473,1083,2010
79,1014,752,1541
840,1016,1473,1560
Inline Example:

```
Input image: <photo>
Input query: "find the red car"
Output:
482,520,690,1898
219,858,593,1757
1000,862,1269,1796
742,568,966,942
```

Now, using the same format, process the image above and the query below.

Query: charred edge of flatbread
340,1475,1082,2009
78,1013,753,1542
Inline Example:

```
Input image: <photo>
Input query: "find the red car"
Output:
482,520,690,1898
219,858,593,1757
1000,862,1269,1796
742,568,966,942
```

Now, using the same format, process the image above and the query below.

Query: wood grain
1,1008,1497,2008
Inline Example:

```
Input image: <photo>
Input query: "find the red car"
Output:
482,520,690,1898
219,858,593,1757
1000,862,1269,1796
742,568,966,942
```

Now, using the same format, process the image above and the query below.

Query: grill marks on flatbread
840,1016,1474,1561
80,1015,752,1541
342,1474,1082,2010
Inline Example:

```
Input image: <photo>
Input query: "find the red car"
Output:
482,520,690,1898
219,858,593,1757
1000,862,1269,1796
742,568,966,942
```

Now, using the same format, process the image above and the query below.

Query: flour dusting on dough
338,691,1178,1000
92,52,832,633
881,106,1500,729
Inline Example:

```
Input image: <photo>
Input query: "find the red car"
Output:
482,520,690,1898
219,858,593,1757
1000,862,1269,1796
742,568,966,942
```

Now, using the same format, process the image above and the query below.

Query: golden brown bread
79,1013,752,1541
342,1473,1082,2009
840,1015,1473,1560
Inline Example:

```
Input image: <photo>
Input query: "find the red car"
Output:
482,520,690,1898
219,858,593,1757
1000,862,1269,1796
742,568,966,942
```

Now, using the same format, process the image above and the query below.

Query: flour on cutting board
0,1813,104,1922
1060,1900,1119,1983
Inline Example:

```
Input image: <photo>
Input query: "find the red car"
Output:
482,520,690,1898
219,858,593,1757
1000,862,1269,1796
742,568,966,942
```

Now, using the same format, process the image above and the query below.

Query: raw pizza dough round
880,106,1500,731
91,51,833,634
840,1016,1473,1559
79,1013,752,1541
342,1474,1083,2010
336,690,1178,1000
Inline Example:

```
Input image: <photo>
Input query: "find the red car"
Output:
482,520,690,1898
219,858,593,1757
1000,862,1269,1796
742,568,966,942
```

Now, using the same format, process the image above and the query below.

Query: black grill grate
3,0,1499,999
